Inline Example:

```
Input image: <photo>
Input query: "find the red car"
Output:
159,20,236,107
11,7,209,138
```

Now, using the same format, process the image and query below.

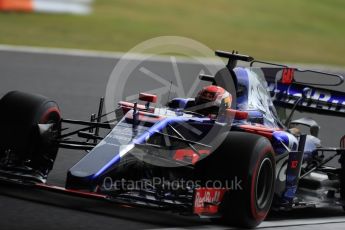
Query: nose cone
66,143,122,190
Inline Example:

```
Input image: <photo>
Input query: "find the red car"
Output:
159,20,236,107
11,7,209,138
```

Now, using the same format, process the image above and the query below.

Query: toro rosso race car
1,50,345,228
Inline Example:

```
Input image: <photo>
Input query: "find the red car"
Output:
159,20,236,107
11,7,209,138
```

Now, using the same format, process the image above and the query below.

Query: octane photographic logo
102,177,243,192
104,36,235,167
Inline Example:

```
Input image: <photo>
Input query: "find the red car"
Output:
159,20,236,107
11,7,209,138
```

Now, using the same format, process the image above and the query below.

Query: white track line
145,216,345,230
260,216,345,228
1,44,345,72
0,44,130,59
0,44,219,64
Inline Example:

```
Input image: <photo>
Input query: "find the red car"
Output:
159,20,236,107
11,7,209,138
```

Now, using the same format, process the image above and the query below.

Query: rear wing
214,50,345,117
261,67,345,117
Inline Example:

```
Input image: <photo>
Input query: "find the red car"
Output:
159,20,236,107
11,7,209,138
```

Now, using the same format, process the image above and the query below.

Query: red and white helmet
195,85,232,115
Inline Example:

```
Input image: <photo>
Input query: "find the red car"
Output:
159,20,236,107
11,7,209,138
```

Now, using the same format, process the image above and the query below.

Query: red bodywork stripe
239,125,281,139
226,109,249,120
118,101,154,114
125,111,164,123
174,149,210,165
36,183,108,199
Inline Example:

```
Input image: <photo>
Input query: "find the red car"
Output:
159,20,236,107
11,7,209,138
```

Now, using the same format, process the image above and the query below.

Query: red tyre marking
340,135,345,149
250,146,273,221
40,107,61,123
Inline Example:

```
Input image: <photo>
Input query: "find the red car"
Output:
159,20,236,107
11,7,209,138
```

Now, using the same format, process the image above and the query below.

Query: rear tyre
195,132,276,228
0,91,61,179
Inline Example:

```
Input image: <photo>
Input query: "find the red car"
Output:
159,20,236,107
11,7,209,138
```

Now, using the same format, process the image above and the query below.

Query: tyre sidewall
195,132,275,228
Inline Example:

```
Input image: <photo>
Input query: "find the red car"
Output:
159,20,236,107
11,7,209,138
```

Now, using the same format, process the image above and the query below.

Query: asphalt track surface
0,48,345,230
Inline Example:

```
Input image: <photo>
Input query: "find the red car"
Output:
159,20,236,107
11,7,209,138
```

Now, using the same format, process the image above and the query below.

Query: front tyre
195,132,276,228
0,91,61,181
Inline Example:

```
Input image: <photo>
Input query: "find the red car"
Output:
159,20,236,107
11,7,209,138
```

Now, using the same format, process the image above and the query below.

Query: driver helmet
195,85,232,116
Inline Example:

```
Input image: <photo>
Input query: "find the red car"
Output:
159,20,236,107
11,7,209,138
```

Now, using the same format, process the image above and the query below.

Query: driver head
195,85,232,116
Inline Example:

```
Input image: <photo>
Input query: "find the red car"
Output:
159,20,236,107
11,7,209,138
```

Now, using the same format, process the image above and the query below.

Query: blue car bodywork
67,61,344,208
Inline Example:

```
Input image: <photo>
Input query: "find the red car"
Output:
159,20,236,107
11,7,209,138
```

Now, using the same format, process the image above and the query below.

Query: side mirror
139,93,157,110
139,93,157,103
341,135,345,149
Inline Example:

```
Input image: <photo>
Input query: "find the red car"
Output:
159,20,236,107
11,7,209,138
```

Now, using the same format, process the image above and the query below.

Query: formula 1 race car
1,50,345,228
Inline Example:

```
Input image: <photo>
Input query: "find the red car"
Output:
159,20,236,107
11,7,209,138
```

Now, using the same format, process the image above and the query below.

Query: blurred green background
0,0,344,66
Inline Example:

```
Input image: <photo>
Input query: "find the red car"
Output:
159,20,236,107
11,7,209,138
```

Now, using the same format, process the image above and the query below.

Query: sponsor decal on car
193,188,227,215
